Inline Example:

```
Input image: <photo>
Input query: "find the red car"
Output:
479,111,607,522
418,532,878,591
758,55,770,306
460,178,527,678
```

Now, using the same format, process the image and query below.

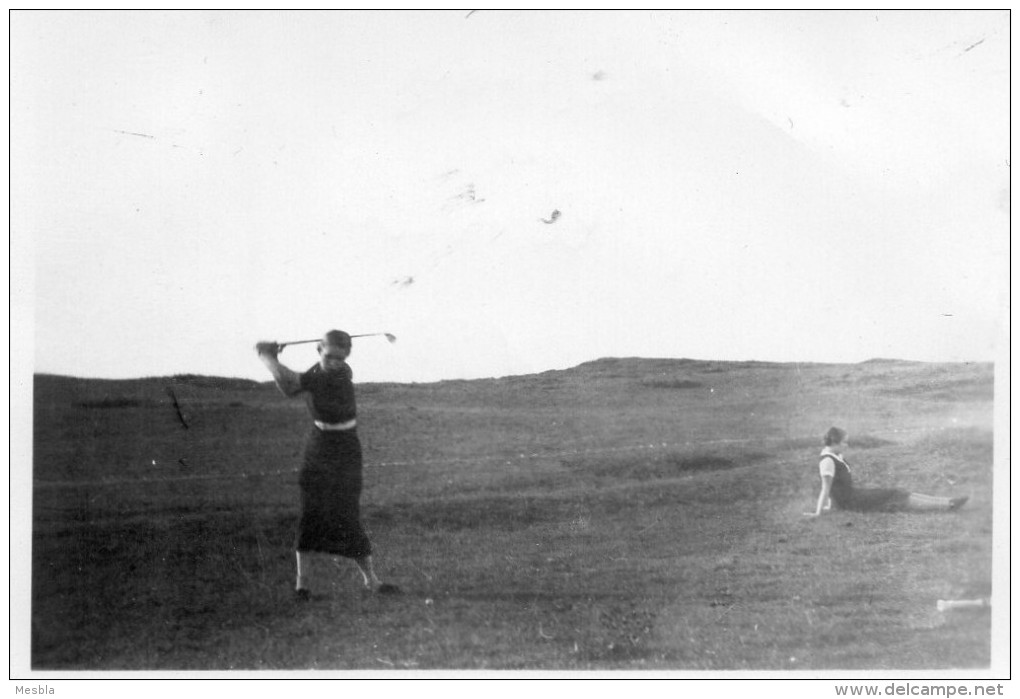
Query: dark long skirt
837,487,911,513
296,428,372,558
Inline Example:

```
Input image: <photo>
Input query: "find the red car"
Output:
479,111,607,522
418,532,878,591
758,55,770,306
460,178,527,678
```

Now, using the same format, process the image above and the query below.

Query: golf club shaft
278,333,396,349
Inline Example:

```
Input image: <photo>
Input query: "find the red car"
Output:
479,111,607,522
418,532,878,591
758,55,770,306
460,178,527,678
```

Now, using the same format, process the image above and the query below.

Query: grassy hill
29,358,995,670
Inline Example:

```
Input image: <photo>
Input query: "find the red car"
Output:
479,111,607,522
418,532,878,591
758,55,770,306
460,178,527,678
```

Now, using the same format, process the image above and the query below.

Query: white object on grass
936,599,989,611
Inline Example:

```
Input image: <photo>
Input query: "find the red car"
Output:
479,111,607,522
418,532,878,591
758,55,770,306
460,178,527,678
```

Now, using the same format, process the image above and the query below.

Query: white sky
11,10,1010,383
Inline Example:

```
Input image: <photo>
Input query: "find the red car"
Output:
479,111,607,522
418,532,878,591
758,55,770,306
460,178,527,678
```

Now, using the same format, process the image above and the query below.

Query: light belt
314,419,357,431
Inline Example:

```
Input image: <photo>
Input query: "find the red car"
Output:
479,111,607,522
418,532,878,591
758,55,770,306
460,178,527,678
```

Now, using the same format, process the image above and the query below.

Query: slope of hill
27,358,996,670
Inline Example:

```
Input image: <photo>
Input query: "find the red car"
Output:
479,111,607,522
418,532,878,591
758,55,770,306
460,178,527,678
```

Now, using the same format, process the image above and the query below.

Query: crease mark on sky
960,38,986,55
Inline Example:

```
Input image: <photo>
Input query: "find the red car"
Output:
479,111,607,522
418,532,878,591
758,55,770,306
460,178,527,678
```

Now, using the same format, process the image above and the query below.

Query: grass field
29,357,996,671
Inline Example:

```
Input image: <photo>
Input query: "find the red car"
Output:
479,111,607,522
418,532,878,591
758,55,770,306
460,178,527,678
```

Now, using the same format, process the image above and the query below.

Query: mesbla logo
15,687,54,695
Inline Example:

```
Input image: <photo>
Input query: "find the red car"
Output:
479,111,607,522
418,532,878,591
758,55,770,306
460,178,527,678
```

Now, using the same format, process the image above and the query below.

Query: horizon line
29,355,995,385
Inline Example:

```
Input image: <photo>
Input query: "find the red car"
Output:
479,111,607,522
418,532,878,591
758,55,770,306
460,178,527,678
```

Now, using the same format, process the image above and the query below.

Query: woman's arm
805,475,833,517
256,342,303,397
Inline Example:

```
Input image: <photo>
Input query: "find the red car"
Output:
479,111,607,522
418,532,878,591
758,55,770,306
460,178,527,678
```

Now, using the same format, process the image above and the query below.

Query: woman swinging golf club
255,330,399,599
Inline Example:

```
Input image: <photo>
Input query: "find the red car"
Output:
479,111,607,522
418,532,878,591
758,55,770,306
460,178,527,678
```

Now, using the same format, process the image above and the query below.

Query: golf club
277,333,397,351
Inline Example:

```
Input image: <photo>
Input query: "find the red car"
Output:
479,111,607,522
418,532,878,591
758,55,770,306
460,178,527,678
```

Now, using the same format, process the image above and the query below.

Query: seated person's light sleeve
819,457,836,478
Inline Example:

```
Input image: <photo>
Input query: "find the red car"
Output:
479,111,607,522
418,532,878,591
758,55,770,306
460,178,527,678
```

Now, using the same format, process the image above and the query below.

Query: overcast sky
11,10,1009,383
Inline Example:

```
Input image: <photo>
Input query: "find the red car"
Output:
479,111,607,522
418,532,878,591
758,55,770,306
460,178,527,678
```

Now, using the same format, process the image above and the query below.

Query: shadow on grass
640,378,704,390
561,448,772,481
75,398,157,409
370,493,581,531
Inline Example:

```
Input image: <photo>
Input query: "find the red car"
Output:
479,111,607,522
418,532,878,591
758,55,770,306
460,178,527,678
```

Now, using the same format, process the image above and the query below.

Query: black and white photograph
9,9,1009,690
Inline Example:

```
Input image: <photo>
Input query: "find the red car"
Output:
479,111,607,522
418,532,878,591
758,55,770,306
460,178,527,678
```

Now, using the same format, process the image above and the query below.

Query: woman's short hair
823,427,847,446
322,330,352,348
